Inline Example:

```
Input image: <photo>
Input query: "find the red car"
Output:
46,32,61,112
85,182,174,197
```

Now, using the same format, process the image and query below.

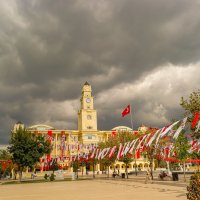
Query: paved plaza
0,179,187,200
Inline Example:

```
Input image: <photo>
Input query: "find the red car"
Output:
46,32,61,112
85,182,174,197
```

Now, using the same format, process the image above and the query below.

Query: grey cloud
0,0,200,143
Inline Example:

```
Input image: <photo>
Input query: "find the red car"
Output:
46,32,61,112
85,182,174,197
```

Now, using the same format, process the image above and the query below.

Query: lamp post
77,144,79,179
134,149,138,176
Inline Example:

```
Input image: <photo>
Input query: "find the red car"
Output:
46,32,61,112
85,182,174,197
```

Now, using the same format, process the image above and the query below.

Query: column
96,164,100,172
55,133,58,157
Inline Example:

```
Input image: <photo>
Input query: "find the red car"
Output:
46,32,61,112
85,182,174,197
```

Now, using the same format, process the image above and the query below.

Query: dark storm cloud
0,0,200,143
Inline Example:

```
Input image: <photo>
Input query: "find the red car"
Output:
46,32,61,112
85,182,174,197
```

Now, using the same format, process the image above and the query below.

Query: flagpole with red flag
131,104,138,176
130,104,134,131
122,103,137,176
121,104,134,131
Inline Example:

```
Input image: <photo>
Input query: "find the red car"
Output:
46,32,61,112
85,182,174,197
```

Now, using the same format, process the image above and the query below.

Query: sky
0,0,200,144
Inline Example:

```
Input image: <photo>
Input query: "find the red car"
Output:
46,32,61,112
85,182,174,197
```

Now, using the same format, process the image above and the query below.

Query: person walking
145,169,153,184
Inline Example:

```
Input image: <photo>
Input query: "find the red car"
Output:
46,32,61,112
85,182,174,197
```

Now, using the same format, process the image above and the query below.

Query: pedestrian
145,169,153,184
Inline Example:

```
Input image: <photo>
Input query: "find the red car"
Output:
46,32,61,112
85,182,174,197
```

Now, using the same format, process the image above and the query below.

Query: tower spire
84,81,90,86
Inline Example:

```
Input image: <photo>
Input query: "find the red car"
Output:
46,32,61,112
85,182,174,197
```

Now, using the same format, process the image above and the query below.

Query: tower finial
84,81,90,86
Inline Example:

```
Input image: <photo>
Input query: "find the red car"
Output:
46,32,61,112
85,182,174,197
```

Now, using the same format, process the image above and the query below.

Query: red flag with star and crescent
122,104,130,117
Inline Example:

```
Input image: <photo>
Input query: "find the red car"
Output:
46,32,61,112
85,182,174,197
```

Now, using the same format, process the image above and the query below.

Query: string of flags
1,113,199,171
38,112,200,169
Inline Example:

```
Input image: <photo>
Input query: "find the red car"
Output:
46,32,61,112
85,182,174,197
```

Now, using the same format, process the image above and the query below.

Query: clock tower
78,82,97,131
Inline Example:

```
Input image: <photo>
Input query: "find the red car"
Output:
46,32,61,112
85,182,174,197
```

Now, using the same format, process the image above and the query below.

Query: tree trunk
82,163,83,176
150,158,154,180
19,170,22,182
183,162,186,182
166,161,171,175
76,160,79,179
126,164,128,179
134,150,137,176
93,163,95,178
12,168,16,180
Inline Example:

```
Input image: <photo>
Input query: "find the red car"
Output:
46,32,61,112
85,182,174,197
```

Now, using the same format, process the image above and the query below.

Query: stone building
14,82,150,172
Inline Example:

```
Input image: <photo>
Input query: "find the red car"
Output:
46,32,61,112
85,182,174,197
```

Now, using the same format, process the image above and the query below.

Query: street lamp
134,149,138,176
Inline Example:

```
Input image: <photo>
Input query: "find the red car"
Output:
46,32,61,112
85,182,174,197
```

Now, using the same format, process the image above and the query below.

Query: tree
51,159,59,175
180,90,200,170
8,127,52,181
98,131,138,179
0,150,11,160
98,139,117,178
180,90,200,116
79,156,86,176
180,90,200,140
117,132,138,178
186,172,200,200
174,132,191,182
145,144,156,180
119,154,133,179
140,128,160,180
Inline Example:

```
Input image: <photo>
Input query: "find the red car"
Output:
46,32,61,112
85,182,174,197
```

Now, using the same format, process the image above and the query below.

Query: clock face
86,98,91,103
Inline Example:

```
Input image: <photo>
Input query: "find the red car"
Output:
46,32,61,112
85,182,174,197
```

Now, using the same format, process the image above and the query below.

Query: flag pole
130,104,134,130
130,104,137,176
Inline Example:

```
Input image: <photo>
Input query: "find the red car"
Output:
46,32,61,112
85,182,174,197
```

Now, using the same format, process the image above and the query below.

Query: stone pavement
0,179,187,200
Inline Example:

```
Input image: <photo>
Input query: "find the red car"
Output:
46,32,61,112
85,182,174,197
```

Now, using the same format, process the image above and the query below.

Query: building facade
14,82,150,172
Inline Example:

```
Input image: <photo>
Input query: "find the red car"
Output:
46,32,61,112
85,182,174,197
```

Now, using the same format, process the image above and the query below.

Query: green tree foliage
0,150,11,160
186,172,200,200
98,131,139,178
51,159,59,175
87,158,98,178
180,90,200,165
119,154,133,179
180,90,200,140
140,128,160,180
72,161,78,173
180,90,200,116
0,150,12,179
174,132,191,182
98,140,116,178
8,127,52,181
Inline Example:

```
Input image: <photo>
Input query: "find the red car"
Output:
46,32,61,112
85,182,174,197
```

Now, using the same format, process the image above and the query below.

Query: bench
158,173,172,181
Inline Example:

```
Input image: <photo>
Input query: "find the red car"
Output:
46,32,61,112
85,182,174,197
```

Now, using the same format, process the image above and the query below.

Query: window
85,135,96,140
87,126,93,129
87,115,92,120
88,135,92,139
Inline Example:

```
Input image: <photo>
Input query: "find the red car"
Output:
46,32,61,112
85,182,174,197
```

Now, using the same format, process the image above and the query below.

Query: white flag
195,120,200,132
147,130,160,146
159,120,180,138
128,139,139,154
135,135,148,150
99,148,110,159
173,117,188,139
117,143,123,160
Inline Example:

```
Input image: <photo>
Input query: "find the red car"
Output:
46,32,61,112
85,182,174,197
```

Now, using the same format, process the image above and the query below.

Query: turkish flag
122,104,130,117
191,112,199,128
47,130,53,142
112,131,117,136
3,161,6,169
47,130,52,160
136,149,140,159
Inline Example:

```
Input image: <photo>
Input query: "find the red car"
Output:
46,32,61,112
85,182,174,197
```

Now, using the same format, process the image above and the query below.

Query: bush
49,173,55,181
186,172,200,200
44,174,49,180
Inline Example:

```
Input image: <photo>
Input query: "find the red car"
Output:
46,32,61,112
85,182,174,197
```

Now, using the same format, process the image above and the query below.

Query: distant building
13,82,150,172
